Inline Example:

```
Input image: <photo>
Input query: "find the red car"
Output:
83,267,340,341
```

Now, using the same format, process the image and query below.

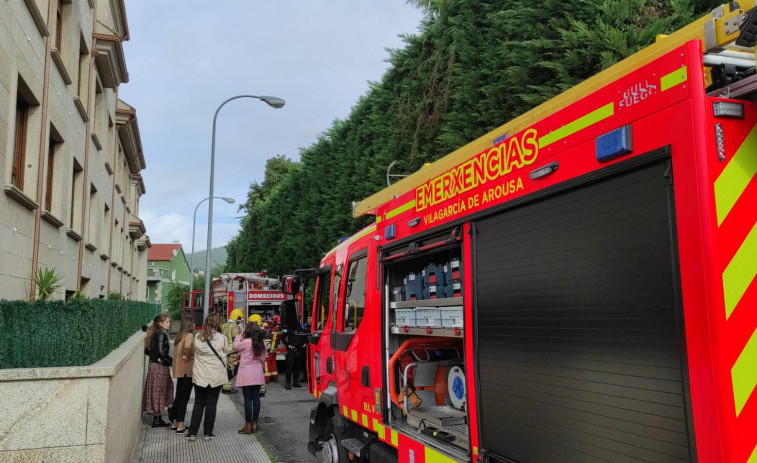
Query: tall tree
228,0,723,274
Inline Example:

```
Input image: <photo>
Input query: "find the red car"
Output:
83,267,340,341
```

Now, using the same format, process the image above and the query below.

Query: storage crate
395,309,417,327
441,306,464,328
444,258,461,282
404,273,424,301
449,281,462,297
423,263,445,286
415,307,441,327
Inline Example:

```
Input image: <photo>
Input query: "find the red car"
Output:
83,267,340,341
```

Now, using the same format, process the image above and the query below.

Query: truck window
331,265,342,332
343,255,367,333
314,271,331,331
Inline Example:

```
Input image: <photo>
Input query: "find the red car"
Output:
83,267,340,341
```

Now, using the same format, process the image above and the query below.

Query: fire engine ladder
351,0,757,218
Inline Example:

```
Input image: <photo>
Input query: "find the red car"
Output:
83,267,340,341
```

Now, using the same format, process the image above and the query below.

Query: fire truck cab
306,3,757,462
212,272,288,321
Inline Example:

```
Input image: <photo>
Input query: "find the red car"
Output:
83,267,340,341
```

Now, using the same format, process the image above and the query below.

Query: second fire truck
304,2,757,462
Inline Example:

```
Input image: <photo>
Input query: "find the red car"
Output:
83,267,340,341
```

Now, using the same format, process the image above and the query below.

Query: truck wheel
321,416,350,463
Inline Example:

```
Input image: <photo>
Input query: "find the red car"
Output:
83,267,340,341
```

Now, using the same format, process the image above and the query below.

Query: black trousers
188,384,222,436
285,347,305,383
172,376,193,423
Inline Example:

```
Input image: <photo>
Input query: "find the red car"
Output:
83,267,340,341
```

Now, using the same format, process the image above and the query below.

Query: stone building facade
0,0,149,300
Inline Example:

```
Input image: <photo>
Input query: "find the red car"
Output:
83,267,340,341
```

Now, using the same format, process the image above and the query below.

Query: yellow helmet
249,313,262,325
230,309,244,322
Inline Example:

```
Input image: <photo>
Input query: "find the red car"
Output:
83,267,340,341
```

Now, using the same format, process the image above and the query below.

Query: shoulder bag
206,340,234,381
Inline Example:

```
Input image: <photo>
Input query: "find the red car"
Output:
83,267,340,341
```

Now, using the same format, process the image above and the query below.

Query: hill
186,246,227,272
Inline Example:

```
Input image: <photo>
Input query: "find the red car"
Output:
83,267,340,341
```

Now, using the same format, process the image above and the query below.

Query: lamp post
203,94,285,321
190,196,235,294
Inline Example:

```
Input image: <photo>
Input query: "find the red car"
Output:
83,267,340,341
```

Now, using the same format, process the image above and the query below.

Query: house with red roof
147,243,190,312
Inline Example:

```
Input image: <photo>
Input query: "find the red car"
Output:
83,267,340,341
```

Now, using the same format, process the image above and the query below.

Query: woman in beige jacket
186,314,229,442
171,318,194,433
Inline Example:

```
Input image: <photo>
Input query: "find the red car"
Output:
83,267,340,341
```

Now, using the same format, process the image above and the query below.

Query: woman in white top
186,313,229,442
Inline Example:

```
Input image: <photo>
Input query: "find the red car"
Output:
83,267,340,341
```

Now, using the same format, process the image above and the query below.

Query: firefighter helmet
229,309,244,322
249,313,262,325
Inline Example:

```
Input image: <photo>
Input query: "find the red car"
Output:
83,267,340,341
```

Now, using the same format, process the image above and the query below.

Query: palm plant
34,268,63,301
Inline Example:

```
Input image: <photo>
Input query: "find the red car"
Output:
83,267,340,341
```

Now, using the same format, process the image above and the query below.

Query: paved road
238,377,320,463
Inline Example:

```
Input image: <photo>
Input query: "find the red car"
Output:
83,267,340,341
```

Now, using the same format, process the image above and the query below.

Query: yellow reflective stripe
732,326,757,416
372,418,385,440
473,446,479,456
723,223,757,319
749,442,757,463
361,414,368,427
538,103,614,148
661,66,688,91
342,405,348,417
391,429,398,447
714,125,757,225
425,446,457,462
326,224,377,256
386,200,416,219
351,409,358,422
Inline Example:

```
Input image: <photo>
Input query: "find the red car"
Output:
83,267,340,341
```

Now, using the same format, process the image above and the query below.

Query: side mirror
309,331,322,345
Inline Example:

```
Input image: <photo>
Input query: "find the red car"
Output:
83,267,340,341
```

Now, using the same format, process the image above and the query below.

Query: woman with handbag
171,318,194,433
143,313,174,428
186,313,229,442
232,322,267,434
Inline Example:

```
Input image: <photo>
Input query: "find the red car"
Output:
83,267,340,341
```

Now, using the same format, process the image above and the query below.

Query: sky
119,1,423,255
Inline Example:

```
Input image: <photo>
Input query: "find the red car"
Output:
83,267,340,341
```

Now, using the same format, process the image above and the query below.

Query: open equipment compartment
383,234,469,459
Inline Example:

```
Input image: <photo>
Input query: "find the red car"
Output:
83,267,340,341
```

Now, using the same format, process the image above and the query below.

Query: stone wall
0,329,147,463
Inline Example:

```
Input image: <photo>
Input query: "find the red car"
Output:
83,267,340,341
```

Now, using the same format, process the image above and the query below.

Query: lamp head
221,197,235,204
260,96,285,109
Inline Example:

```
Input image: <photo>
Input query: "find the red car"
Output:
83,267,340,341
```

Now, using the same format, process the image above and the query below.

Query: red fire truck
305,3,757,462
183,271,291,329
211,272,288,320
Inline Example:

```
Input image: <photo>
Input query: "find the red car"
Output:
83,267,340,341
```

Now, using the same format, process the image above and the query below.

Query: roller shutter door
474,160,693,463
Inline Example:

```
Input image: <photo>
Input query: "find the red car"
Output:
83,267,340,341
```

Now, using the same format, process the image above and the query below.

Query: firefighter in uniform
263,321,279,382
281,300,308,390
221,309,244,394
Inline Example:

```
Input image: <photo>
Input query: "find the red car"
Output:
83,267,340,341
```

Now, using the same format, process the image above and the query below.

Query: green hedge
0,299,160,369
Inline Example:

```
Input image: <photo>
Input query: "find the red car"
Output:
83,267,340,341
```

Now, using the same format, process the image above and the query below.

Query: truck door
473,158,694,462
310,264,335,391
332,248,371,415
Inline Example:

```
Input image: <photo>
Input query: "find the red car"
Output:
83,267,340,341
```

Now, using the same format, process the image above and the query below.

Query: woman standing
171,318,194,433
186,314,229,442
233,322,267,434
144,314,174,428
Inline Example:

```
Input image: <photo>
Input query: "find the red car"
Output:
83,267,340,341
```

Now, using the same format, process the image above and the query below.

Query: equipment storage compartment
383,231,469,461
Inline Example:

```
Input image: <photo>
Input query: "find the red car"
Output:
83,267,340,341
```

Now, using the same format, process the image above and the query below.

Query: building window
103,203,111,255
87,183,98,248
69,159,83,231
93,78,103,139
46,125,64,213
12,93,29,190
77,33,89,101
55,0,63,51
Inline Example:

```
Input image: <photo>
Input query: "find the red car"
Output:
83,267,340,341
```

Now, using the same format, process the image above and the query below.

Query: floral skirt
143,362,174,413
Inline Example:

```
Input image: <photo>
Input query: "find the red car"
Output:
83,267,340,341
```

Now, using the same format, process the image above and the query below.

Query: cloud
120,1,422,251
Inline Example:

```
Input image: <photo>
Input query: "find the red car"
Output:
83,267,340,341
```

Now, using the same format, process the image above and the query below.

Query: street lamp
190,196,235,294
203,94,285,321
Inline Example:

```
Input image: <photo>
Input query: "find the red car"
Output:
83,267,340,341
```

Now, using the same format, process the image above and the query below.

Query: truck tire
321,415,350,463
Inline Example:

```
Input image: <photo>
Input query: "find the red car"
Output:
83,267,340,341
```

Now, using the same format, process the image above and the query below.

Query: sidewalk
130,387,271,463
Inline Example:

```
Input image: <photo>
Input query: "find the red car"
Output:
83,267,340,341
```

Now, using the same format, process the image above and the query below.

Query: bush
165,282,189,320
0,299,160,368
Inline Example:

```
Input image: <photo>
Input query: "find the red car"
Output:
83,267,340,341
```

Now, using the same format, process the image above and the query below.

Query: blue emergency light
596,125,633,162
385,224,396,240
